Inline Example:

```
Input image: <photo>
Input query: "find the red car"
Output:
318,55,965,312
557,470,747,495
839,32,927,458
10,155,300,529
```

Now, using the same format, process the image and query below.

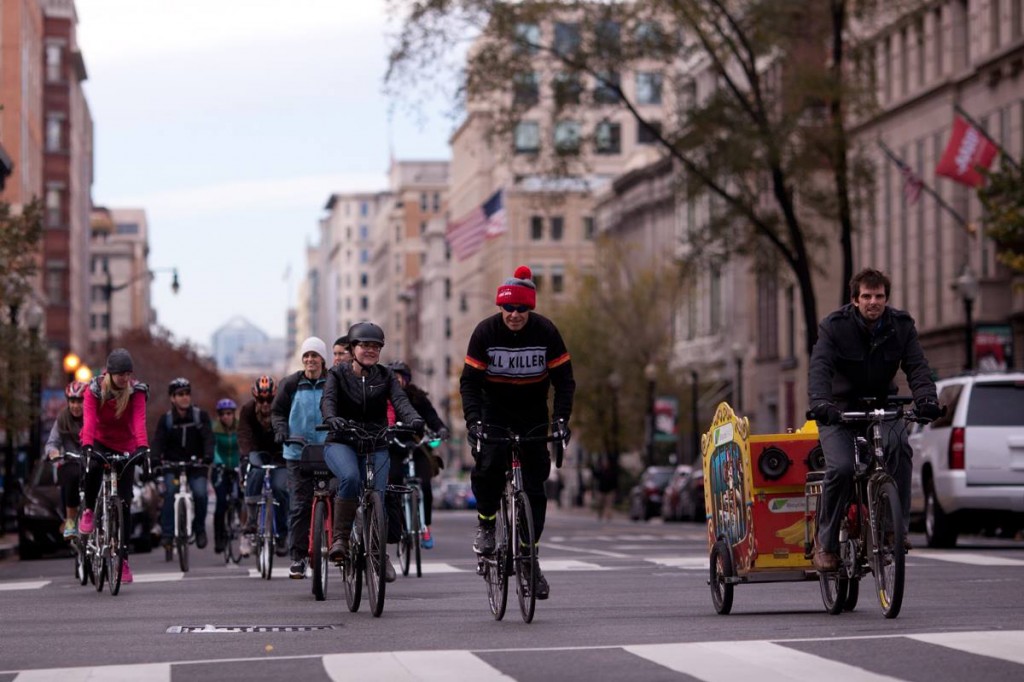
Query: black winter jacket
808,304,937,409
321,363,422,453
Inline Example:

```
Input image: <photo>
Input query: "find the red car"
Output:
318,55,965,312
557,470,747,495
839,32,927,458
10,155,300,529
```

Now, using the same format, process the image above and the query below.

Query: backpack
164,406,202,432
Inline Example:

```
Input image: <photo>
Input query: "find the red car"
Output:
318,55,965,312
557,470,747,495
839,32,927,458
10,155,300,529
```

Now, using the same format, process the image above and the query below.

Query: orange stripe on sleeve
464,355,488,371
547,352,571,369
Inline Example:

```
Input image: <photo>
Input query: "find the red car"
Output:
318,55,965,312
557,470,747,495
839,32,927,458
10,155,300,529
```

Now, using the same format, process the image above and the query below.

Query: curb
0,540,17,560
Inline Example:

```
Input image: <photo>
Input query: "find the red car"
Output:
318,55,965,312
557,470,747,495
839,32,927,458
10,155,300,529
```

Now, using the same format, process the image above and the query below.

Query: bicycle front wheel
343,507,363,612
261,501,275,579
364,491,387,617
410,488,422,578
106,499,124,596
311,499,328,601
74,538,90,586
176,498,189,573
512,491,537,623
224,500,242,564
872,480,905,619
397,492,413,577
92,506,106,592
485,495,510,621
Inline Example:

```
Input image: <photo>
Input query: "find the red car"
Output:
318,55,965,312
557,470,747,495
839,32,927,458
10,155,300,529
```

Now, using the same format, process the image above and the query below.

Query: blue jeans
161,470,208,541
246,462,289,539
324,443,387,499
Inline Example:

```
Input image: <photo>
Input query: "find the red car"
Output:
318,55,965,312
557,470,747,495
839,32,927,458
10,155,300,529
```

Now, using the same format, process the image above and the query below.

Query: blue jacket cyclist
272,336,329,579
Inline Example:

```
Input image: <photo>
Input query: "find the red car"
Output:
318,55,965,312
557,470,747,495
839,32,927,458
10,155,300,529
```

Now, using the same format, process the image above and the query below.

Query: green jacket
212,420,240,468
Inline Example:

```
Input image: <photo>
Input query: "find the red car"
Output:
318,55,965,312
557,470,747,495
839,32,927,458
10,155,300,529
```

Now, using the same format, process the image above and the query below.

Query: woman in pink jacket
78,348,150,583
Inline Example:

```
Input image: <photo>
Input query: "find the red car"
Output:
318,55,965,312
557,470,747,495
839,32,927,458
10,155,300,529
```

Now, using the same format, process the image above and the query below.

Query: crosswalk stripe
912,550,1024,566
541,559,614,571
0,580,50,591
646,556,707,569
625,640,901,681
907,631,1024,665
14,662,171,681
131,571,184,583
322,650,513,681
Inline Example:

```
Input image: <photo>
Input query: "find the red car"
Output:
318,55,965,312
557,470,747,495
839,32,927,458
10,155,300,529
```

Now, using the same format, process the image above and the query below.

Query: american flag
446,189,507,260
899,162,924,205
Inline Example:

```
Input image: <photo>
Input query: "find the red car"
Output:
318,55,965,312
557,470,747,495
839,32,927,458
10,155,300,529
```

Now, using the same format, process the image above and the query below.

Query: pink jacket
80,378,149,452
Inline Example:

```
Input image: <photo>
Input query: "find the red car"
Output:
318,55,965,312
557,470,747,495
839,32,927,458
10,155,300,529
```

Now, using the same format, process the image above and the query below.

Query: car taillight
948,427,965,470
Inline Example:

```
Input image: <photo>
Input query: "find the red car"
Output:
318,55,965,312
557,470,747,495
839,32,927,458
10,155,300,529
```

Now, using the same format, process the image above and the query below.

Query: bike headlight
427,438,442,449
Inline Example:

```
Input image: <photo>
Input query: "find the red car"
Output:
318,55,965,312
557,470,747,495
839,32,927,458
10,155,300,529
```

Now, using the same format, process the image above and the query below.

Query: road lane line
0,580,50,591
131,571,184,583
540,559,614,571
322,650,513,681
14,662,171,681
541,542,629,558
645,556,707,569
908,631,1024,665
913,550,1024,566
625,640,901,681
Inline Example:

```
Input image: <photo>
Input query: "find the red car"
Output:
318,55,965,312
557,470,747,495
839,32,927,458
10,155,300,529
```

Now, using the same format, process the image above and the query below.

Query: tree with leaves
387,0,879,357
979,163,1024,273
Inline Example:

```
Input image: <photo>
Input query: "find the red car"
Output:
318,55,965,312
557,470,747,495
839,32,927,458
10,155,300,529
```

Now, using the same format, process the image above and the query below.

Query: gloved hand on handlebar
133,445,150,459
809,401,842,426
436,426,450,441
410,419,426,437
915,399,943,421
467,421,483,448
83,444,95,460
324,416,349,433
274,430,287,445
552,419,571,443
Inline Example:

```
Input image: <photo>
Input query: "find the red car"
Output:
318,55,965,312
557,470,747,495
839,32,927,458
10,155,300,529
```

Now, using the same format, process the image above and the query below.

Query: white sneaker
239,535,252,557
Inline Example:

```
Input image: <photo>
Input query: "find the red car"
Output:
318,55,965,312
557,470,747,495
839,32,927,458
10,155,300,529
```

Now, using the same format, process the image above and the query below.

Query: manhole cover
166,624,338,634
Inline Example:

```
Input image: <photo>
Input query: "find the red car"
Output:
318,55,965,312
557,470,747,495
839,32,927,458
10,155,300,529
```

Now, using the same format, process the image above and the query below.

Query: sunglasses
67,398,83,404
356,342,383,350
501,304,530,313
173,390,191,397
255,397,273,404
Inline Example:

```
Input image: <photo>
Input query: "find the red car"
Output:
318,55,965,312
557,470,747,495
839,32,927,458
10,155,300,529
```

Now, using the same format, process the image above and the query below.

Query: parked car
628,465,673,521
17,457,66,560
661,465,693,521
908,372,1024,547
679,468,706,523
436,479,476,510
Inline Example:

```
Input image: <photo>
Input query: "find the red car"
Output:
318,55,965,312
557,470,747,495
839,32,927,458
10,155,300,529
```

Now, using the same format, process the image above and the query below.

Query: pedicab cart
703,402,833,614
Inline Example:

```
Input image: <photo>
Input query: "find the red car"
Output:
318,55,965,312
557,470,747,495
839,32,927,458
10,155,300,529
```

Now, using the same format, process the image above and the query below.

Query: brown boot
329,499,358,564
812,547,838,572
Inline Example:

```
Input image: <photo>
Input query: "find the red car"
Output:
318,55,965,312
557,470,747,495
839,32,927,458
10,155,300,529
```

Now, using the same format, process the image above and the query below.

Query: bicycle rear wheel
106,499,124,596
343,507,363,612
365,491,388,617
224,500,242,564
872,480,905,619
74,538,90,586
176,498,189,573
311,499,329,601
410,488,422,578
397,493,412,577
485,496,510,621
513,491,537,623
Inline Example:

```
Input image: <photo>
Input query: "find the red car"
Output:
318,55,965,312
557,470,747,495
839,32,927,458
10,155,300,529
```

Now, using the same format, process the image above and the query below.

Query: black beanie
106,348,134,374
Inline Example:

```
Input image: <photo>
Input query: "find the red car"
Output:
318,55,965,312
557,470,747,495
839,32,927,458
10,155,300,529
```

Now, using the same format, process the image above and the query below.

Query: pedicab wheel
709,539,734,615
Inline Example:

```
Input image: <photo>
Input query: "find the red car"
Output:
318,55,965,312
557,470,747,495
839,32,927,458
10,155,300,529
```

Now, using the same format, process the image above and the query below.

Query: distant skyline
76,0,455,351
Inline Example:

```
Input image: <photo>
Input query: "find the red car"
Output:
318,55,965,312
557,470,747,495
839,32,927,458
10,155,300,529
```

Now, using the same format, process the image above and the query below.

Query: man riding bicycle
808,268,941,572
238,375,287,557
461,265,574,600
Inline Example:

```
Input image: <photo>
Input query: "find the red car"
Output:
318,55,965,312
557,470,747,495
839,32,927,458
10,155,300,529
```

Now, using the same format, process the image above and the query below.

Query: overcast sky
76,0,454,349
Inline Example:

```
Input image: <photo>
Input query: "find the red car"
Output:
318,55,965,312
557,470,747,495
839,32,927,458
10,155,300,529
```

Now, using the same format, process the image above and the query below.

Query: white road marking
322,650,513,681
14,662,171,681
540,559,614,571
0,580,50,591
626,640,901,681
131,571,184,583
645,556,708,570
908,631,1024,665
913,550,1024,566
541,542,629,558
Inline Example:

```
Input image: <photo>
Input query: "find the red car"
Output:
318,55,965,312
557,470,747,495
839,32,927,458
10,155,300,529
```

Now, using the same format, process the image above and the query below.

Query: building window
883,36,893,102
553,72,583,107
992,0,1002,50
709,267,722,334
116,222,139,235
46,115,62,152
934,8,945,77
637,120,662,145
553,22,581,57
420,192,428,211
550,216,564,241
1013,0,1023,39
899,28,909,95
514,121,540,154
530,216,544,240
45,187,62,227
46,262,66,304
595,19,621,59
360,201,369,217
553,120,581,154
360,296,368,311
634,21,666,54
444,316,452,339
515,22,540,53
531,266,544,292
757,273,779,359
915,18,925,88
445,277,451,299
360,273,368,287
595,120,621,154
420,221,427,235
513,72,540,107
594,71,621,104
45,44,62,82
360,249,369,263
432,192,441,212
583,216,596,240
636,72,663,105
551,265,565,293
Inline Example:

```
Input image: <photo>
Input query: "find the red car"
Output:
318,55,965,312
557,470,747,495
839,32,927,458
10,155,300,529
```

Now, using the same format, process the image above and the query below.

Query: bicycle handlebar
473,422,569,468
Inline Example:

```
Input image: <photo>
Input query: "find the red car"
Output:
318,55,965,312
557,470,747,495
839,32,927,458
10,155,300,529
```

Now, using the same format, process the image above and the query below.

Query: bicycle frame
172,465,195,544
83,449,147,595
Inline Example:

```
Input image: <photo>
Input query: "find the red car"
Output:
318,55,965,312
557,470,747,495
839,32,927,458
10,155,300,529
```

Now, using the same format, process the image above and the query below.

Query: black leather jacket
320,363,422,453
808,304,937,409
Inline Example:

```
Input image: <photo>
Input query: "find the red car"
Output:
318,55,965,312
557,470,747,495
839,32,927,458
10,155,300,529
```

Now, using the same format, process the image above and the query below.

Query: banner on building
975,325,1014,372
935,115,999,187
445,189,507,260
654,396,678,443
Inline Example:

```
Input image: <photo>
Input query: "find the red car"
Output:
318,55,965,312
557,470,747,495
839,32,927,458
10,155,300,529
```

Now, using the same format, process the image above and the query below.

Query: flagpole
953,104,1021,170
877,140,973,234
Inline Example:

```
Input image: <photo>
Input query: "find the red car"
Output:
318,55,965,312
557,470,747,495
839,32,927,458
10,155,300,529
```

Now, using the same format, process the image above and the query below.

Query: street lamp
732,342,745,413
607,371,622,464
24,301,43,463
104,265,179,353
953,264,979,371
643,362,657,468
63,352,81,384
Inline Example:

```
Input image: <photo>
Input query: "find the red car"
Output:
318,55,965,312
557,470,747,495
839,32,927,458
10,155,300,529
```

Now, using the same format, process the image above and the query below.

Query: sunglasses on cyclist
254,397,272,404
501,304,531,313
355,341,383,351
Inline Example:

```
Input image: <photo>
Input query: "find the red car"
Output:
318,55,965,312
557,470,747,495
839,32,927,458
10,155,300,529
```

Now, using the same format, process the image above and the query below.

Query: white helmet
299,336,328,363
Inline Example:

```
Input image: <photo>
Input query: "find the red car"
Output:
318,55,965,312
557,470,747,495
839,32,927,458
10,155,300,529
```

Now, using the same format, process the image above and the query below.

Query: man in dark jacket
807,268,940,572
461,265,574,600
153,377,215,550
238,375,287,556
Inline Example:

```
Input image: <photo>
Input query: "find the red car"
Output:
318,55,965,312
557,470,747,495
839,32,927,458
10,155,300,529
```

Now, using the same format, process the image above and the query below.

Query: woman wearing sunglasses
460,265,575,601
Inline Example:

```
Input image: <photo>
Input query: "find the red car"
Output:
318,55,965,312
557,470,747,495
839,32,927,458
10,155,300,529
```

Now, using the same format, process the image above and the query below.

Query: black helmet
347,322,385,347
387,361,411,381
106,348,134,374
168,377,191,395
334,335,349,347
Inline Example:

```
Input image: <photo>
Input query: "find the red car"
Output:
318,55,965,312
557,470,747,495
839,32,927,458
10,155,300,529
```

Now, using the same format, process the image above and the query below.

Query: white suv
908,372,1024,547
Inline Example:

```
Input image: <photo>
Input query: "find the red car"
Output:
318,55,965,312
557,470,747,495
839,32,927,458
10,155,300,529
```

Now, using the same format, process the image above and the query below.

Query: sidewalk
0,536,17,560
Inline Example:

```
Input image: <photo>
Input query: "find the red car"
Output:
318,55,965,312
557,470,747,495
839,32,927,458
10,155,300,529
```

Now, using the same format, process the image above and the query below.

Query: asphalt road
1,506,1023,681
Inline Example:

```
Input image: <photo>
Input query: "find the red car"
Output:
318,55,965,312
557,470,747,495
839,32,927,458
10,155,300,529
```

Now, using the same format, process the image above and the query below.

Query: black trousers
471,440,551,542
286,460,314,560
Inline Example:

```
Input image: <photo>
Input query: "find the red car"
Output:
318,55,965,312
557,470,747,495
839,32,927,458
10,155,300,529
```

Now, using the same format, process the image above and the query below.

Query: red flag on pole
935,115,999,187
